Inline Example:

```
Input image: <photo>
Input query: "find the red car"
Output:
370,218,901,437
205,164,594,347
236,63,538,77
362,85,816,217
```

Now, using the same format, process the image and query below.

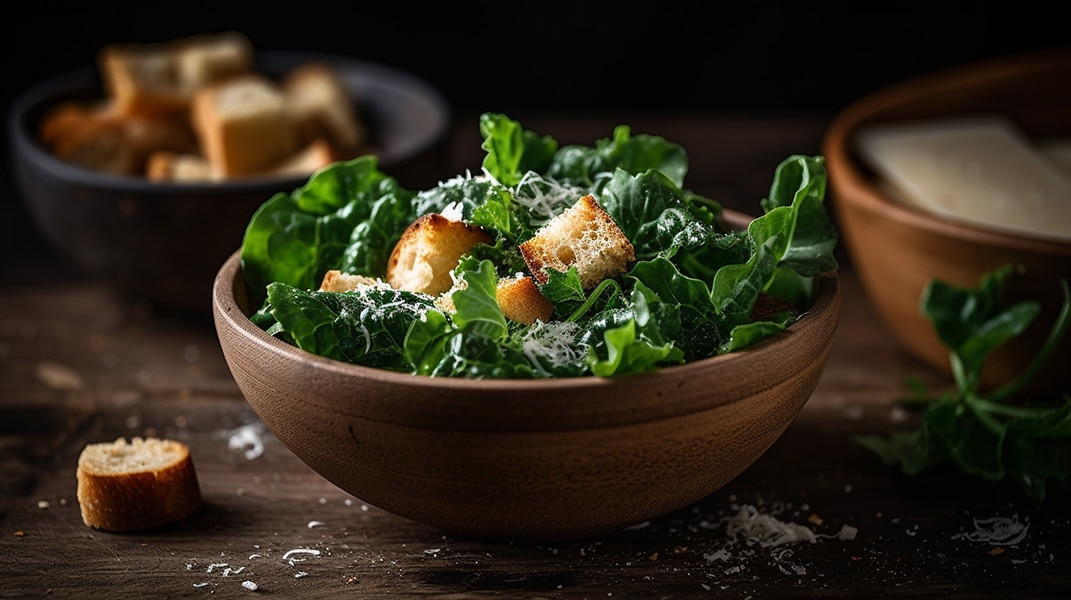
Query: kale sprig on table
856,265,1071,502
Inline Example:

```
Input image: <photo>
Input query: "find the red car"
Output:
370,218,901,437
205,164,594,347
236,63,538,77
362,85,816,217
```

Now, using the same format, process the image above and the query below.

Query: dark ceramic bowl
8,51,450,314
212,210,842,543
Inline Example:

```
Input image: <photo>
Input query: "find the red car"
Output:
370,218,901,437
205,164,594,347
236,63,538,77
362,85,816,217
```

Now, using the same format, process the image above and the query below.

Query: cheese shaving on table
952,514,1030,546
723,504,819,547
227,424,265,460
712,504,858,548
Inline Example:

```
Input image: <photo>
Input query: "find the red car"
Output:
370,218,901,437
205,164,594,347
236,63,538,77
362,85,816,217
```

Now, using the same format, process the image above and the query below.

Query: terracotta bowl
211,209,841,543
7,51,450,315
823,50,1071,395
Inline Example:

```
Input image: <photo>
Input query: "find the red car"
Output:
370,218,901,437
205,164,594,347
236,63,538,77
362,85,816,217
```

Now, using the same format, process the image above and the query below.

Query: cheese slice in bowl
855,114,1071,242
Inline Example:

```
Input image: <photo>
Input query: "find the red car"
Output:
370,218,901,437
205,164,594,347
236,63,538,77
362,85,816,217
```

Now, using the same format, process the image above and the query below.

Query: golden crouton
386,214,494,295
436,275,554,325
282,62,366,157
319,269,385,292
496,275,554,325
146,151,217,182
518,194,635,290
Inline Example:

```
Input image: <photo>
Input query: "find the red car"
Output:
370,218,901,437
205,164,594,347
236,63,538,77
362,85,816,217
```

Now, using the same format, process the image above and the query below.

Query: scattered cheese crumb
228,424,265,460
724,504,818,547
282,548,320,565
952,514,1030,546
241,580,258,591
307,520,326,528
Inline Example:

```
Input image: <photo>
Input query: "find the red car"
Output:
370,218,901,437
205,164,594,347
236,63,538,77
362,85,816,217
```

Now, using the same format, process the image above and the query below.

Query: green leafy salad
239,113,838,379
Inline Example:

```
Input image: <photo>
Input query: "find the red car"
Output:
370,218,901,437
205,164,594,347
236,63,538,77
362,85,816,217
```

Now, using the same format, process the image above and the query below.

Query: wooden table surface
2,112,1068,599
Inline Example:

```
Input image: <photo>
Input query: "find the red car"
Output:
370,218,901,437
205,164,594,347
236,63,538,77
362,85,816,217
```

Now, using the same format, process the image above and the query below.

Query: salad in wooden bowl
213,113,841,541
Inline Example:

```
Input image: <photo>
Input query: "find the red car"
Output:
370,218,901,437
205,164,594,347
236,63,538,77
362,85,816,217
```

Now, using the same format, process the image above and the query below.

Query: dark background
4,1,1069,120
2,1,1068,279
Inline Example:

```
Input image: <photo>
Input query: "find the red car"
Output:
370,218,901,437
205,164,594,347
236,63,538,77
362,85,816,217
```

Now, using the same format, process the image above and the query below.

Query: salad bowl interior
212,208,841,543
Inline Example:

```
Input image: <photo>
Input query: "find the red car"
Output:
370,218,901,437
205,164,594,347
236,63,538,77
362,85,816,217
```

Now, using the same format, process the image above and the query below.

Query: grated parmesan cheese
520,321,586,375
723,504,819,547
952,514,1030,546
228,424,265,460
513,171,586,225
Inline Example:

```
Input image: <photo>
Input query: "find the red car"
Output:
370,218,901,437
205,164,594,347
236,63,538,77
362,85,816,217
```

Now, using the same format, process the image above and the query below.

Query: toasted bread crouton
191,75,298,177
496,275,554,325
282,62,366,157
146,151,217,182
76,437,202,532
319,269,387,292
38,102,139,175
435,275,554,325
386,214,494,295
41,99,200,177
99,32,255,118
266,138,337,177
518,194,635,290
174,31,254,90
98,43,189,117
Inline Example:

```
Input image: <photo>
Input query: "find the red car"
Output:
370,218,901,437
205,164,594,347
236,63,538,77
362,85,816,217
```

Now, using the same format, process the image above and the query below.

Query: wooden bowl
211,210,841,543
823,50,1071,395
7,51,450,315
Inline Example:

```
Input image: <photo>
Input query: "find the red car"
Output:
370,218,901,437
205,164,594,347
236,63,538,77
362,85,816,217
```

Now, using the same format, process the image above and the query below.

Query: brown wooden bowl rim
822,49,1071,256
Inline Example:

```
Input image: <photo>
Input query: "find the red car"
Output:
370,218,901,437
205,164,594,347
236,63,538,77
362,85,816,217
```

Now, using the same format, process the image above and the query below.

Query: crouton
98,31,255,118
190,75,298,177
174,31,254,90
435,275,554,325
98,42,189,117
319,269,385,292
266,138,338,177
282,62,366,157
496,275,554,325
145,151,217,182
386,214,494,296
41,100,199,177
518,194,635,290
41,105,139,176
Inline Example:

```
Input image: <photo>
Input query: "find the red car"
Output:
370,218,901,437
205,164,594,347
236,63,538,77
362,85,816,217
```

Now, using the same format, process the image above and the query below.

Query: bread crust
191,75,298,177
76,437,202,532
386,214,493,295
519,195,635,290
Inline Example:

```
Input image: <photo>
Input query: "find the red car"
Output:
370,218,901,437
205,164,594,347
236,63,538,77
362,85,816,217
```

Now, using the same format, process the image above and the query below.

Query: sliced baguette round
76,437,202,532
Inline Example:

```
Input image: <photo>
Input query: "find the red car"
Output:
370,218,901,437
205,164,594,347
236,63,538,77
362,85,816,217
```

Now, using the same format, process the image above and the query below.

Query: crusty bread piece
495,275,554,324
146,151,218,182
98,32,255,118
98,43,189,117
319,269,386,292
175,31,254,90
40,100,199,176
76,437,202,532
191,74,297,177
519,194,635,290
386,214,494,295
282,62,365,157
266,138,338,177
434,275,552,325
39,102,139,175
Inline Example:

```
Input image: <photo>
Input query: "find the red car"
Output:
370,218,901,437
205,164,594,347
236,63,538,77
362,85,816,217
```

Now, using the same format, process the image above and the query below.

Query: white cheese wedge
855,115,1071,242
